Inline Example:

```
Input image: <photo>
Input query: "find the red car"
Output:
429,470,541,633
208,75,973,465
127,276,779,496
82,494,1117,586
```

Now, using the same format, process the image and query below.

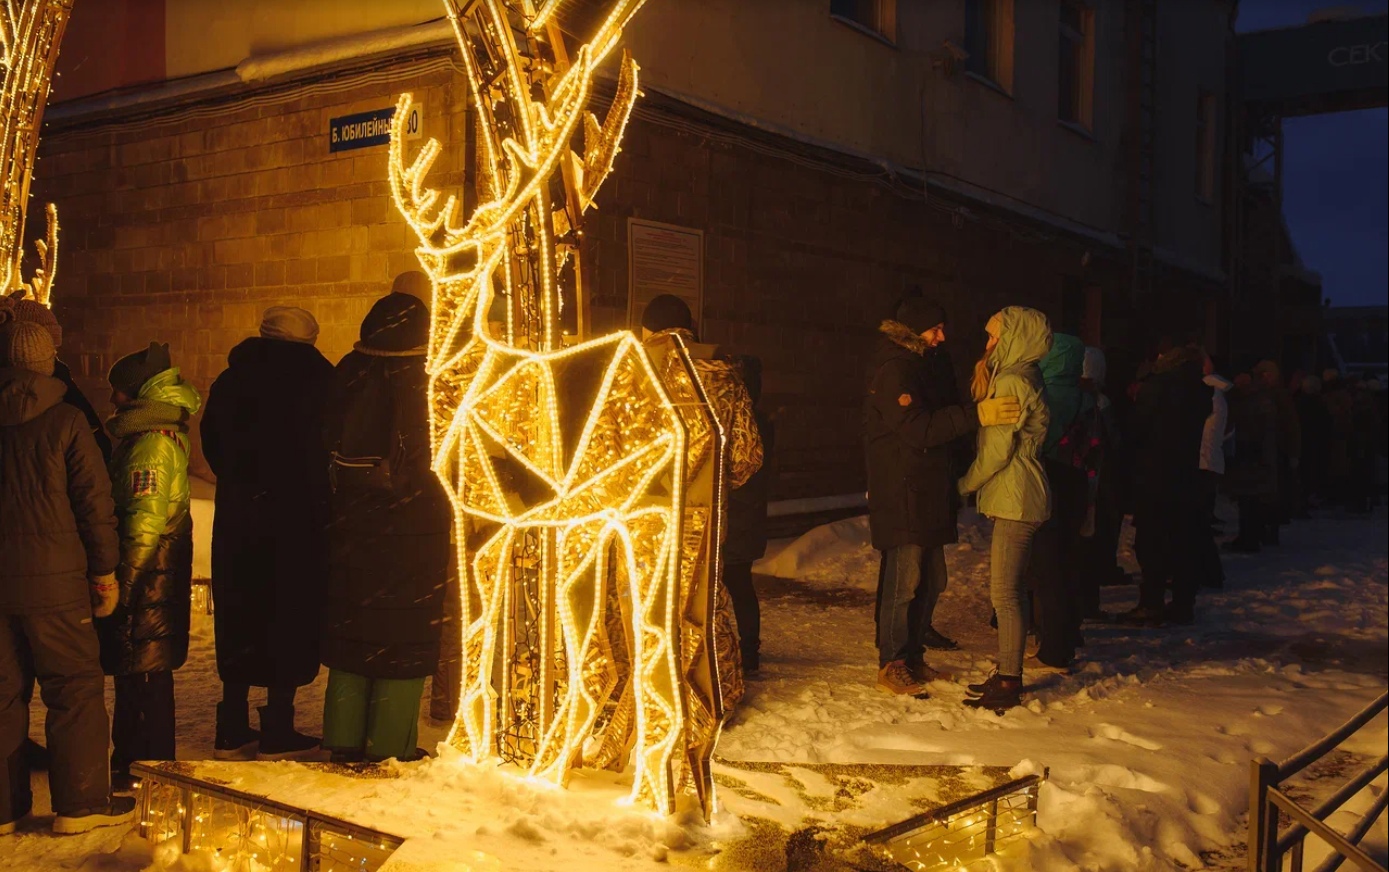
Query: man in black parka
201,307,334,760
864,293,1020,696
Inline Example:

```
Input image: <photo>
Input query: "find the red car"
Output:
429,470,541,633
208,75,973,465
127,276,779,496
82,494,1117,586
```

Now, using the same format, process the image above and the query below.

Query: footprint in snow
1255,704,1285,717
1089,723,1163,751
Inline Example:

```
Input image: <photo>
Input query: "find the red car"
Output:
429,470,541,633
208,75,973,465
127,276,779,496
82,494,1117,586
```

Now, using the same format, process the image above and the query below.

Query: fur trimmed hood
879,320,929,355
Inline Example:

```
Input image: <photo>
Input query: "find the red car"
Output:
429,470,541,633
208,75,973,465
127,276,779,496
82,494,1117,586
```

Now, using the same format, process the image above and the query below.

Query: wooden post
1250,757,1280,872
984,798,999,855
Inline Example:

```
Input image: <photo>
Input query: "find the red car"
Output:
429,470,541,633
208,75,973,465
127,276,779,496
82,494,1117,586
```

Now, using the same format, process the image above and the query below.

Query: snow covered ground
12,500,1387,870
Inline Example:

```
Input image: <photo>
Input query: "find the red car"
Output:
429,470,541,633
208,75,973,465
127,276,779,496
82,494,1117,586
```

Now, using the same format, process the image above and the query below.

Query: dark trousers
111,672,175,777
1081,484,1124,616
1195,471,1225,587
221,683,294,707
875,545,948,667
1030,461,1087,665
722,562,761,668
1,608,110,820
1237,495,1276,546
1136,503,1202,614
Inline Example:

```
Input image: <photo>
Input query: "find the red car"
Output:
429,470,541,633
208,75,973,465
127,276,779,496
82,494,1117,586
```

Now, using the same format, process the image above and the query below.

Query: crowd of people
2,271,1380,834
864,291,1386,712
0,281,776,838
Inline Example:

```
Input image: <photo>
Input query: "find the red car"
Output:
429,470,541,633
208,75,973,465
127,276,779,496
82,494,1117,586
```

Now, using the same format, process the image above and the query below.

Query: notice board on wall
627,219,704,330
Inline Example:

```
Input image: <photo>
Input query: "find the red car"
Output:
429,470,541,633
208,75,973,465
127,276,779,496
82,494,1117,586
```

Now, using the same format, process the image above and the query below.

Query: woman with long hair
957,307,1053,712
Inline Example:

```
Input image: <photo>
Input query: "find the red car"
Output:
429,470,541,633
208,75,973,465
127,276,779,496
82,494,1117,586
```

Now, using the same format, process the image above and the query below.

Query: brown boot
877,660,928,697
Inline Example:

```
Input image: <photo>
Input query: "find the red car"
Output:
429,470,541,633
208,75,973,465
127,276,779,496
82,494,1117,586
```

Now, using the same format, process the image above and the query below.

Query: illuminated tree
0,0,71,304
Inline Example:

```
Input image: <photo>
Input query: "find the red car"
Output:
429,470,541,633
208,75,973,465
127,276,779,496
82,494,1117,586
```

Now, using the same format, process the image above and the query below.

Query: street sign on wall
329,104,422,152
1240,15,1387,114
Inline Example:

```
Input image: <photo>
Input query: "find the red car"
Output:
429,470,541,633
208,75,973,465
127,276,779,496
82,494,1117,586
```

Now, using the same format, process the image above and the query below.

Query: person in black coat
320,278,450,763
201,307,334,761
863,293,1020,695
1123,345,1212,625
723,355,775,673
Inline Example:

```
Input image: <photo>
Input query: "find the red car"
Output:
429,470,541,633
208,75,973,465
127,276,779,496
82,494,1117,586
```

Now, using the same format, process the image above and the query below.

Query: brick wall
37,63,1174,497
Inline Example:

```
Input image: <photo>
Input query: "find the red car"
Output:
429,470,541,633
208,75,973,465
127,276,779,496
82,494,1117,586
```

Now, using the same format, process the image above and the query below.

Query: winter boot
920,627,959,651
52,796,136,835
214,701,259,761
906,660,945,684
966,670,999,696
257,704,323,761
1118,604,1166,626
877,660,928,697
963,674,1023,713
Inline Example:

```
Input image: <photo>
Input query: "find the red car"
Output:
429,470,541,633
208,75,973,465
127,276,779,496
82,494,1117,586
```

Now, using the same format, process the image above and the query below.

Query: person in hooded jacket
99,342,202,791
641,293,763,711
1197,353,1233,587
1078,346,1121,620
1027,333,1088,668
865,294,1022,697
0,297,111,774
957,307,1052,712
1122,344,1211,624
0,321,136,835
1225,372,1280,551
320,277,450,763
0,297,111,462
1293,374,1331,515
201,307,334,761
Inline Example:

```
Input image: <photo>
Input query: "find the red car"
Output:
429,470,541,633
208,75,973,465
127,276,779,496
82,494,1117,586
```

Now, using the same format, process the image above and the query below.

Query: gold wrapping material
389,0,745,820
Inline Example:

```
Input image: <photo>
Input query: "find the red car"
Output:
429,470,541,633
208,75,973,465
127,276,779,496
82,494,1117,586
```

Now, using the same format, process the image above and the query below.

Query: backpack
328,366,407,494
1054,402,1106,536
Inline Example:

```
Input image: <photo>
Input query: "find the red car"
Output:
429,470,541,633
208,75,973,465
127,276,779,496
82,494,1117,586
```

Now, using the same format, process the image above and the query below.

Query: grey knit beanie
0,321,58,377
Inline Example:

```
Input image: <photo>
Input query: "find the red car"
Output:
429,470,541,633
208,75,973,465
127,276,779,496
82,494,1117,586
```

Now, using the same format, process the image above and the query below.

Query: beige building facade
38,0,1235,499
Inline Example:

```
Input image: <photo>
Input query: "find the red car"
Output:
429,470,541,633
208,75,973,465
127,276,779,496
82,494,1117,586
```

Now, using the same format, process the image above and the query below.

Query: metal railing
1249,690,1389,872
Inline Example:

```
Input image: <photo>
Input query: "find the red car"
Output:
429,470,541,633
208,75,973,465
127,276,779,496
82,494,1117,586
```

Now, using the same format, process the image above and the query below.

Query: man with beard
864,292,1020,696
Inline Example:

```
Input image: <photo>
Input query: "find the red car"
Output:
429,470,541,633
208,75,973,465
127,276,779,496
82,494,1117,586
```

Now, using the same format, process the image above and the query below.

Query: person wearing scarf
99,342,202,791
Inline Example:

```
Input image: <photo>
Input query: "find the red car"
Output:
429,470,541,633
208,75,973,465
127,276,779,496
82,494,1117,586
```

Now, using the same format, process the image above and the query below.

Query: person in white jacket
1198,352,1233,588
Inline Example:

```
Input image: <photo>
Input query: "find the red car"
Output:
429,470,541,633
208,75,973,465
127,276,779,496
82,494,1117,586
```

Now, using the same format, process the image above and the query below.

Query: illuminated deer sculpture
388,0,729,817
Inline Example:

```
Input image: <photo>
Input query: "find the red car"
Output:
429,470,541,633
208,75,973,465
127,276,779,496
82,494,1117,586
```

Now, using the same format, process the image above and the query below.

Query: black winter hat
641,294,694,334
894,291,946,335
359,292,430,352
108,342,172,397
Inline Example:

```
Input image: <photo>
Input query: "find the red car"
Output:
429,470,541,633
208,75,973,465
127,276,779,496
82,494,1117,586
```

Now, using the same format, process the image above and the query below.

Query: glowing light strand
0,1,70,305
389,0,729,818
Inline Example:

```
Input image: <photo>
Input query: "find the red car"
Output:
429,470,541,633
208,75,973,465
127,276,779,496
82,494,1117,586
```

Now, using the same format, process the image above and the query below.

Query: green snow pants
321,670,424,762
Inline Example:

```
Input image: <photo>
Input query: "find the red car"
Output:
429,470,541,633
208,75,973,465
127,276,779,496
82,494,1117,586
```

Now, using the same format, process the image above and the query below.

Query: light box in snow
132,761,404,871
862,770,1046,869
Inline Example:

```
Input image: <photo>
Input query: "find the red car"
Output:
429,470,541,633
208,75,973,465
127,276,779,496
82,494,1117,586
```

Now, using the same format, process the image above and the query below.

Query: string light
387,0,729,818
0,1,70,304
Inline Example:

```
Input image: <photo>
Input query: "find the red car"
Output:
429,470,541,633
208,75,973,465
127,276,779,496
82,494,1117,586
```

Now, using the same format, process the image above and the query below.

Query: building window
831,0,896,44
1195,90,1217,201
1058,0,1095,130
965,0,1015,93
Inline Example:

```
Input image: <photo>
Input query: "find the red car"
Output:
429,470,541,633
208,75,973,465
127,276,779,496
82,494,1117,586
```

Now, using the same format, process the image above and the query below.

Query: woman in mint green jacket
957,307,1052,712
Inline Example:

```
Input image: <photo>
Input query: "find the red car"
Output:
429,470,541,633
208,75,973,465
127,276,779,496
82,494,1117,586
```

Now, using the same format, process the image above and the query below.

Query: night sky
1236,1,1389,307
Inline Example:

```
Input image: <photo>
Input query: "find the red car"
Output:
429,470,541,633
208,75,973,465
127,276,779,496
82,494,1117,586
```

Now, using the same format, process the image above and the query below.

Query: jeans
991,519,1042,677
875,545,948,667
